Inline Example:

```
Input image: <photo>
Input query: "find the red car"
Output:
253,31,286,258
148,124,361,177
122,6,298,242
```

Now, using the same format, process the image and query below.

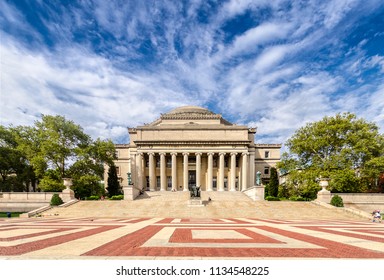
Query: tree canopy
0,115,116,197
278,112,384,197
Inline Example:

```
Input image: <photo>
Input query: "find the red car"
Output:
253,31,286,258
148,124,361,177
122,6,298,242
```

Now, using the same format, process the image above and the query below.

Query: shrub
50,194,63,206
109,195,124,200
265,196,280,201
330,195,344,207
86,195,100,200
289,196,309,201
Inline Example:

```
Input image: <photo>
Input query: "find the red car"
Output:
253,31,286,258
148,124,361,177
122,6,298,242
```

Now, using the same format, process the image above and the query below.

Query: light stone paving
1,191,383,259
22,218,162,257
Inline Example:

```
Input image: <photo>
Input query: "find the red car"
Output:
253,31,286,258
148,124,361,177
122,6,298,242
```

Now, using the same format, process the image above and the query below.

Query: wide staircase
41,191,364,220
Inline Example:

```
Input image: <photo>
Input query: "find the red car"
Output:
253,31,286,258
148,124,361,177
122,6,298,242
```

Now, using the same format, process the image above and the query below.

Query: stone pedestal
123,184,133,201
254,185,265,201
316,179,331,203
61,178,75,202
187,198,204,207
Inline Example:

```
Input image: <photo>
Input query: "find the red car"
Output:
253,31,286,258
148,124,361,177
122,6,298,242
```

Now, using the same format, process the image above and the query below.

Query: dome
167,106,213,115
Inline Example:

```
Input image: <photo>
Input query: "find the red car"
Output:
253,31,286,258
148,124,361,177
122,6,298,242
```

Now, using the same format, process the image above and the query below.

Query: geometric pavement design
1,217,384,259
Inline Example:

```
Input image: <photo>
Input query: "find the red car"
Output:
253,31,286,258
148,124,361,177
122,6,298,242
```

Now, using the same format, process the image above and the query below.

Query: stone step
41,191,364,220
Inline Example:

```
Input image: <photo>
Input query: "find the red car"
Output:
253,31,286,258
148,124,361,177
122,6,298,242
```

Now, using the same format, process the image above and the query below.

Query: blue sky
1,0,384,146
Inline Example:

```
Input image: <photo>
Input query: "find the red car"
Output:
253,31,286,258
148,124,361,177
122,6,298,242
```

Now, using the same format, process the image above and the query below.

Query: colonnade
133,152,254,192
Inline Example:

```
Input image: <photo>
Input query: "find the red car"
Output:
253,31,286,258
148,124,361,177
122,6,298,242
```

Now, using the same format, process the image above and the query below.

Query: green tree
35,115,91,178
280,113,384,194
3,116,116,195
107,164,121,197
0,125,30,191
268,167,279,197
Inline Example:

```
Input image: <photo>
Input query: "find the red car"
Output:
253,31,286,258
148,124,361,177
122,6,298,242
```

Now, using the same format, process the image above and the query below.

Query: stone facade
104,106,281,192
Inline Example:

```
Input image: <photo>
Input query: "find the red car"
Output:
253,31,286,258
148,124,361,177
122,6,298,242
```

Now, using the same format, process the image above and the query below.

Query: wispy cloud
1,0,384,146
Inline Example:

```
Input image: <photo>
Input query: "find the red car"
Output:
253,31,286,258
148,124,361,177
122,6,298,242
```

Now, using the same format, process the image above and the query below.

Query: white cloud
0,33,193,141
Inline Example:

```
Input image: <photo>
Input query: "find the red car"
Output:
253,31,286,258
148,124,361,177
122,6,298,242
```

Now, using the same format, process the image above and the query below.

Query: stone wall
332,193,384,213
0,192,61,212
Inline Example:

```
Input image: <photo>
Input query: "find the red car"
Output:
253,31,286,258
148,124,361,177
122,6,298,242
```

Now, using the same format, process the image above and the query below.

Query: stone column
230,152,237,191
207,152,214,191
136,153,143,190
183,152,189,191
196,152,202,188
160,152,166,191
241,152,248,191
249,151,255,186
149,152,156,191
171,152,177,191
218,152,225,191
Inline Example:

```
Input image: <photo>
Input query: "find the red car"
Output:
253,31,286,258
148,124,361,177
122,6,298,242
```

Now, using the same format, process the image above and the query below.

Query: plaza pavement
0,191,383,259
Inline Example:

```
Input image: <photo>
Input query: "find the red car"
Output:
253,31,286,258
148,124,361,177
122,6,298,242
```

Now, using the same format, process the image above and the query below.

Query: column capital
182,152,189,156
219,152,226,156
148,152,155,156
170,152,177,156
159,152,166,156
137,152,144,156
242,152,249,156
207,152,215,156
195,152,202,156
230,152,238,156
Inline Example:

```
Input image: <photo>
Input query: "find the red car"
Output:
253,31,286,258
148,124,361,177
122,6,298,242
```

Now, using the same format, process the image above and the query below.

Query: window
212,177,217,190
265,151,270,158
166,158,172,168
264,166,270,175
213,157,218,168
156,176,160,188
115,166,120,175
167,176,172,190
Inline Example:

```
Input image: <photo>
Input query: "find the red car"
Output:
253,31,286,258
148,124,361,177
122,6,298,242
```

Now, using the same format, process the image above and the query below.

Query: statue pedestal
187,198,204,207
123,184,134,201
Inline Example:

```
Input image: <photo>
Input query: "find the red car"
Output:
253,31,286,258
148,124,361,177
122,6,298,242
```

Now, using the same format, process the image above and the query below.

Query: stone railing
0,192,61,212
243,185,265,201
0,192,60,201
316,188,384,213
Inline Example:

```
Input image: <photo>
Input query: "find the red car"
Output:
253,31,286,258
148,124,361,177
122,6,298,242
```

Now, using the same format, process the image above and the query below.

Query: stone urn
319,178,330,191
62,178,74,202
63,178,73,190
317,178,331,203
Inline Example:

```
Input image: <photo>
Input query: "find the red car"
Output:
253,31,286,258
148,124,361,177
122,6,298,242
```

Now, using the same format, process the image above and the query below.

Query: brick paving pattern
1,217,383,259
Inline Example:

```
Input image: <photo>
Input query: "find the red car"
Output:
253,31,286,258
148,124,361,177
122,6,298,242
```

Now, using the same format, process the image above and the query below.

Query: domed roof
167,106,213,115
145,105,233,126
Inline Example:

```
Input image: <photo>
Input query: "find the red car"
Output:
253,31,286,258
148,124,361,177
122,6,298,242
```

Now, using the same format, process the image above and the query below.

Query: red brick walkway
0,217,383,259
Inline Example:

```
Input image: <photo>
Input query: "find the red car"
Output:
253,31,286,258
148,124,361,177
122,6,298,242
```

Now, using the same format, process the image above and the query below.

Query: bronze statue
189,185,201,198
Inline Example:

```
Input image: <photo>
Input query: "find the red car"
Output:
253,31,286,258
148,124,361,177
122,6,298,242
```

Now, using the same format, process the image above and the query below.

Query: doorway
188,170,196,188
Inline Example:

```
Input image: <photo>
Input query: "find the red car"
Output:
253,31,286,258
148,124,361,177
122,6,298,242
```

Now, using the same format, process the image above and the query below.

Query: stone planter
62,178,75,202
317,178,331,203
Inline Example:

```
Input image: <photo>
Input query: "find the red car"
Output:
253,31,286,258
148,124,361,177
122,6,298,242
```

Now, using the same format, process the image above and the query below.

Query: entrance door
188,171,196,188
